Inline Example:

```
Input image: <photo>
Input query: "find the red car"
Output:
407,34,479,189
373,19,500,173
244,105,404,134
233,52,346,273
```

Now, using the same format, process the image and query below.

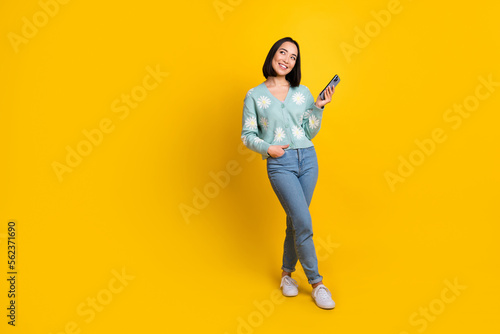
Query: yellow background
1,0,499,333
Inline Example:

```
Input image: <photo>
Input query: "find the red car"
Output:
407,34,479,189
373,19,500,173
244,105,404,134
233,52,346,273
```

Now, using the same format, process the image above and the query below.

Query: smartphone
319,74,340,100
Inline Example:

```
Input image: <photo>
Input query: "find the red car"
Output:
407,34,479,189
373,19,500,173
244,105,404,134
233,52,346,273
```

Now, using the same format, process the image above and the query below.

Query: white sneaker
280,275,298,297
311,284,335,309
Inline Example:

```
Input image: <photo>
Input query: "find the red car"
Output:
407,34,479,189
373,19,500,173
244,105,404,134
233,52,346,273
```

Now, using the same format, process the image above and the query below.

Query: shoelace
281,276,298,288
314,286,331,301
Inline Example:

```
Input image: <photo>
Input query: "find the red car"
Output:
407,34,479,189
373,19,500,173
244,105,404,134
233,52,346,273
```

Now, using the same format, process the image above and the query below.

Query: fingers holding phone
324,85,335,102
315,85,334,108
316,74,340,108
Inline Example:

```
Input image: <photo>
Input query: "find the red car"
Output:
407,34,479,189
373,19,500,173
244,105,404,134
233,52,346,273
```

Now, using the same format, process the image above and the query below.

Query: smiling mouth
279,63,288,70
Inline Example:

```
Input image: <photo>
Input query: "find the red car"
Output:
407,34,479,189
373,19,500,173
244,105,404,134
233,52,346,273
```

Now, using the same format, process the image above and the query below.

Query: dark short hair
262,37,301,87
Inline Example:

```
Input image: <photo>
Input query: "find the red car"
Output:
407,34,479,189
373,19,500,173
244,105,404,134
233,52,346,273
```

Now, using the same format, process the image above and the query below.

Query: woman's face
271,41,298,77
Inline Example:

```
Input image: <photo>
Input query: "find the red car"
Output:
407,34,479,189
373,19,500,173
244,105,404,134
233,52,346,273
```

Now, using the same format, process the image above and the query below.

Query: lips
279,63,288,70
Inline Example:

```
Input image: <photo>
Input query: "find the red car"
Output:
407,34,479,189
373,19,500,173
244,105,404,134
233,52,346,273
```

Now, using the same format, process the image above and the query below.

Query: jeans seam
284,217,297,271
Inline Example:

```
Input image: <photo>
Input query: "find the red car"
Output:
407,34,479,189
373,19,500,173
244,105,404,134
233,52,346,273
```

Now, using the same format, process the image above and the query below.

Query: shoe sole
282,290,299,297
313,300,335,309
281,287,298,297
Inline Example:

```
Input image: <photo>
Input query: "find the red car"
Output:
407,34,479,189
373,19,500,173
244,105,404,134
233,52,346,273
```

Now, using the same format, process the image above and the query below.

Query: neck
266,76,289,87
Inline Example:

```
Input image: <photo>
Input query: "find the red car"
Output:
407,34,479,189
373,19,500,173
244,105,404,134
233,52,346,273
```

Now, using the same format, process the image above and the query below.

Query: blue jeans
266,146,323,285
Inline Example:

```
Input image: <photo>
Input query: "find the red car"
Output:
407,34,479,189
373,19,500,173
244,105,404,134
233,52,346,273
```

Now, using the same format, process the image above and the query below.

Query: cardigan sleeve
241,94,272,156
302,87,324,140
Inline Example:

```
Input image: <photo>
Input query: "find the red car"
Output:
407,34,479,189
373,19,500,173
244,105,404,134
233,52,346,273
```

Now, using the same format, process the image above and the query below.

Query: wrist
265,144,272,156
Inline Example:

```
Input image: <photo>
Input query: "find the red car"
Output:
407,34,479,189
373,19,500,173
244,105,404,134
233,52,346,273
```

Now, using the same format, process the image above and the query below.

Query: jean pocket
273,150,287,159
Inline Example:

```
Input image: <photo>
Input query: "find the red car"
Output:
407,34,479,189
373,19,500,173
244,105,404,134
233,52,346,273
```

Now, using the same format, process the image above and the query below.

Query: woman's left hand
315,85,334,109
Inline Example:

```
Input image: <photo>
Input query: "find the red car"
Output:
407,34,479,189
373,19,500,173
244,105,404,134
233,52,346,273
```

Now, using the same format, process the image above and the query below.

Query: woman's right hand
267,144,290,158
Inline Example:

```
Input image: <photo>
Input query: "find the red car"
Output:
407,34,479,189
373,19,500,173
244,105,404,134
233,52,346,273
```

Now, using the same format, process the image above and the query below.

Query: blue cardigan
241,81,325,159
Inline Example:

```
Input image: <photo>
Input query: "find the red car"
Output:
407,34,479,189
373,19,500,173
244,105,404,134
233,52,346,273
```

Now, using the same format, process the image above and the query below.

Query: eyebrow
279,48,297,58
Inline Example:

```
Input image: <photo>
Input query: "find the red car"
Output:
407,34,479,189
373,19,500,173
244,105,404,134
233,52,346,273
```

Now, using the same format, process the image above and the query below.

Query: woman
240,37,336,309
